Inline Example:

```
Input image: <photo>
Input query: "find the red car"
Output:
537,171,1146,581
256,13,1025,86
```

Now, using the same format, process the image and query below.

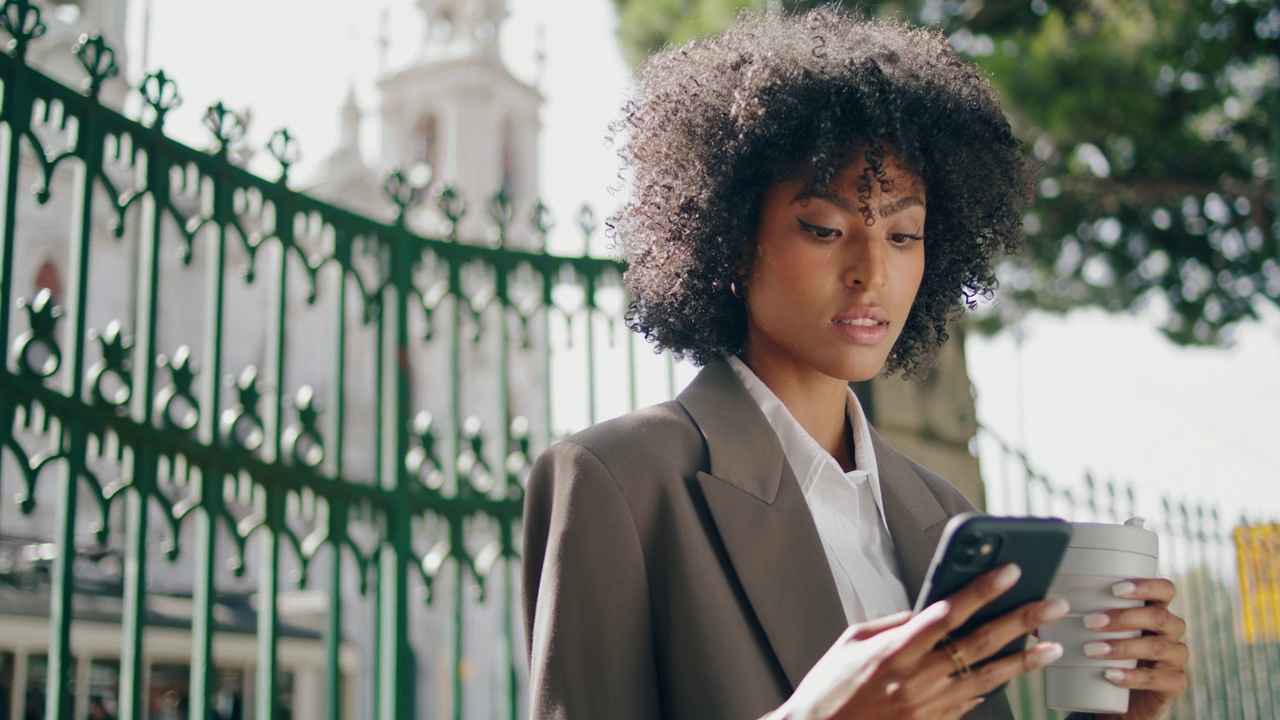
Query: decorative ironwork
0,8,637,720
0,0,44,61
72,32,118,100
268,127,301,182
139,69,182,129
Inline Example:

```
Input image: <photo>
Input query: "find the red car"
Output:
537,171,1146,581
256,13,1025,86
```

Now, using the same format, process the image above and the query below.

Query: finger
922,597,1069,686
845,610,914,641
939,696,985,720
1082,604,1187,641
951,641,1064,700
913,564,1023,645
1111,577,1176,604
1083,635,1189,667
1102,665,1189,696
952,596,1070,666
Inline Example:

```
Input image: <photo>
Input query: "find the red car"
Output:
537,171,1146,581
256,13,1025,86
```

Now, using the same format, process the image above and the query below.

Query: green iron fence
980,426,1280,720
0,1,690,717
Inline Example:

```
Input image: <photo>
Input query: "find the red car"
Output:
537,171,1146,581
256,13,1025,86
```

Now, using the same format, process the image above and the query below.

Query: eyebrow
791,189,925,219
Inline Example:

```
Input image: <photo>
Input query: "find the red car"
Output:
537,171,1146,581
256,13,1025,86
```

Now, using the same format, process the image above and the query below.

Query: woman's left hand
1080,578,1188,720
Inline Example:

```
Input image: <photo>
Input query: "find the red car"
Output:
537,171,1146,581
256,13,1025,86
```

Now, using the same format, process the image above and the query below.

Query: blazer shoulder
879,434,978,516
535,400,707,495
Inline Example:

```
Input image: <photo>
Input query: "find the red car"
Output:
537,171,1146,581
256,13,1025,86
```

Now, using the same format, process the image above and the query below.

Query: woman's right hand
772,564,1070,720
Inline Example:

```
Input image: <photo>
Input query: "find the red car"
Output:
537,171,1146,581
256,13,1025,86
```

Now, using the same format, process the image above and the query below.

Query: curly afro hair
613,8,1035,379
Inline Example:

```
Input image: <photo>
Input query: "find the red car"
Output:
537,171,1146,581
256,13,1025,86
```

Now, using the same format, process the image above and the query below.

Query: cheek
755,255,824,310
898,250,926,304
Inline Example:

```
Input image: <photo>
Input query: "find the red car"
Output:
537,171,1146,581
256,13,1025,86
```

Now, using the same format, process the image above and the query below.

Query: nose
842,230,889,290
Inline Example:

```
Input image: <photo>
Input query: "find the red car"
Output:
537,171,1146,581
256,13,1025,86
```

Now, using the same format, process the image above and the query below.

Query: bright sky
129,0,1279,525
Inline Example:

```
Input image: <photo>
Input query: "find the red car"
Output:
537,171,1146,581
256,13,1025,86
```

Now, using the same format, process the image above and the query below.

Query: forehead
828,152,924,194
787,155,926,210
779,142,925,199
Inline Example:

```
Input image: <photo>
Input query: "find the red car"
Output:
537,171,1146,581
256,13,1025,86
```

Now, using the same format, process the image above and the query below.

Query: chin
825,357,888,384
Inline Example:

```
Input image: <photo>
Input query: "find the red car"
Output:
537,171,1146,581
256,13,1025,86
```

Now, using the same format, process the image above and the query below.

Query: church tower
378,0,542,244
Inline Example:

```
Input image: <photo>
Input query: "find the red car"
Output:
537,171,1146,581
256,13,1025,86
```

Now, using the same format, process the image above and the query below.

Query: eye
889,232,924,247
798,218,842,240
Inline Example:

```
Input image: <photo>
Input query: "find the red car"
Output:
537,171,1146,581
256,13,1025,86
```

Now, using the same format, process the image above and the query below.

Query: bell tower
416,0,507,59
378,0,541,244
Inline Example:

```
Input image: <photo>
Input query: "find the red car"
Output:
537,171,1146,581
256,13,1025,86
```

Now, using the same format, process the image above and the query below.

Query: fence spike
0,0,47,62
72,32,118,100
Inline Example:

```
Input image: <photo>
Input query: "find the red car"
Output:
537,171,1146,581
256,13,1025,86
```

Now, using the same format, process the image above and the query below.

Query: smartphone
914,513,1072,667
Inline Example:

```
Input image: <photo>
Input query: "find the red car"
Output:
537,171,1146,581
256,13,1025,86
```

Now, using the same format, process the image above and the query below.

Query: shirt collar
725,355,890,529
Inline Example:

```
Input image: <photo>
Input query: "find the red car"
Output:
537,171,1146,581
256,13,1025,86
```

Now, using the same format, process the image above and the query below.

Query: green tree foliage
612,0,1280,344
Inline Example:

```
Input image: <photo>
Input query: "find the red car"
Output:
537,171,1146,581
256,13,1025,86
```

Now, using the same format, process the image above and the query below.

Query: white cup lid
1068,521,1159,557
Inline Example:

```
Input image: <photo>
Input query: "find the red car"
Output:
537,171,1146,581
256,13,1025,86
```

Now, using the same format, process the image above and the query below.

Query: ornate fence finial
487,189,513,246
436,184,466,238
408,410,444,489
155,346,200,433
221,366,265,453
140,69,182,130
530,198,552,250
73,32,118,101
457,416,492,495
268,128,301,183
203,101,247,155
575,204,596,256
506,416,531,496
89,320,132,409
13,288,62,379
0,0,46,63
383,166,427,227
284,385,325,468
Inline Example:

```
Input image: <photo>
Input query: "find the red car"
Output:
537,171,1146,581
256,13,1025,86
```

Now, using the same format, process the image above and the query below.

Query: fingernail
1112,581,1138,598
920,599,951,622
1083,613,1111,630
994,563,1021,590
1039,598,1071,623
1083,641,1112,658
1032,642,1064,667
1105,668,1126,684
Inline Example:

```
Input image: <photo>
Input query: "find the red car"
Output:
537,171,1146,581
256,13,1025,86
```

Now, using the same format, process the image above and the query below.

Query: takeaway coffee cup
1038,518,1160,715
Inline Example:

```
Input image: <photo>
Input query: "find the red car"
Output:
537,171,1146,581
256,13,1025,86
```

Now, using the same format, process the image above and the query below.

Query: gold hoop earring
730,279,745,299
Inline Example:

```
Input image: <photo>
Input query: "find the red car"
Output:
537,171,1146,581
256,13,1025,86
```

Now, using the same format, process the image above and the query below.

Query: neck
738,356,856,471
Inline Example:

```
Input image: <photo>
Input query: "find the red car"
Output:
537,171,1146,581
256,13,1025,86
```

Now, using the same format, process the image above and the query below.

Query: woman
522,9,1187,720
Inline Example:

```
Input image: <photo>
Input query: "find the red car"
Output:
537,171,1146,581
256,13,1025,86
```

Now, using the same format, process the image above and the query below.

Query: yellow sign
1236,524,1280,643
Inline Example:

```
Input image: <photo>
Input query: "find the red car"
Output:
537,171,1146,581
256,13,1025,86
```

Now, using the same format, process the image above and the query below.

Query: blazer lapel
678,359,846,690
870,432,1009,720
870,426,951,605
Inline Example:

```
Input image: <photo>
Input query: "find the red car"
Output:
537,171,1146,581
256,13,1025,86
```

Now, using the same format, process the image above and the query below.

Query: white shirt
727,356,912,625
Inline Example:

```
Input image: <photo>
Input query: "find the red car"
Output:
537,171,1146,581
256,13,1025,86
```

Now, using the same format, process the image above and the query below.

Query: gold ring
941,638,972,678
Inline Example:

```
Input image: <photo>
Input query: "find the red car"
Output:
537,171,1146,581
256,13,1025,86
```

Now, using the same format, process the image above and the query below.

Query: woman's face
742,153,926,385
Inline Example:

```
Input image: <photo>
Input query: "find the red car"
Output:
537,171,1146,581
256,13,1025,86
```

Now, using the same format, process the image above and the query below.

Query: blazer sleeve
522,440,661,720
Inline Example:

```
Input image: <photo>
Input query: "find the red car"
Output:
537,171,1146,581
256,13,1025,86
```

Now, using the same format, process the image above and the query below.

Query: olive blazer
522,358,1020,720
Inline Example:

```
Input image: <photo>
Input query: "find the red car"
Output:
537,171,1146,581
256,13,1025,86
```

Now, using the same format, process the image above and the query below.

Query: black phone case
914,513,1072,665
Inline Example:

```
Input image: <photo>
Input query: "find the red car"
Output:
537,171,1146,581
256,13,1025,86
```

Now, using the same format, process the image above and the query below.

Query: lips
832,307,890,345
834,306,889,324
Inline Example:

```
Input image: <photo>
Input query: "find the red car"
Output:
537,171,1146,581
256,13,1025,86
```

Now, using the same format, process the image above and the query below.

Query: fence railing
0,2,689,717
979,425,1280,720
